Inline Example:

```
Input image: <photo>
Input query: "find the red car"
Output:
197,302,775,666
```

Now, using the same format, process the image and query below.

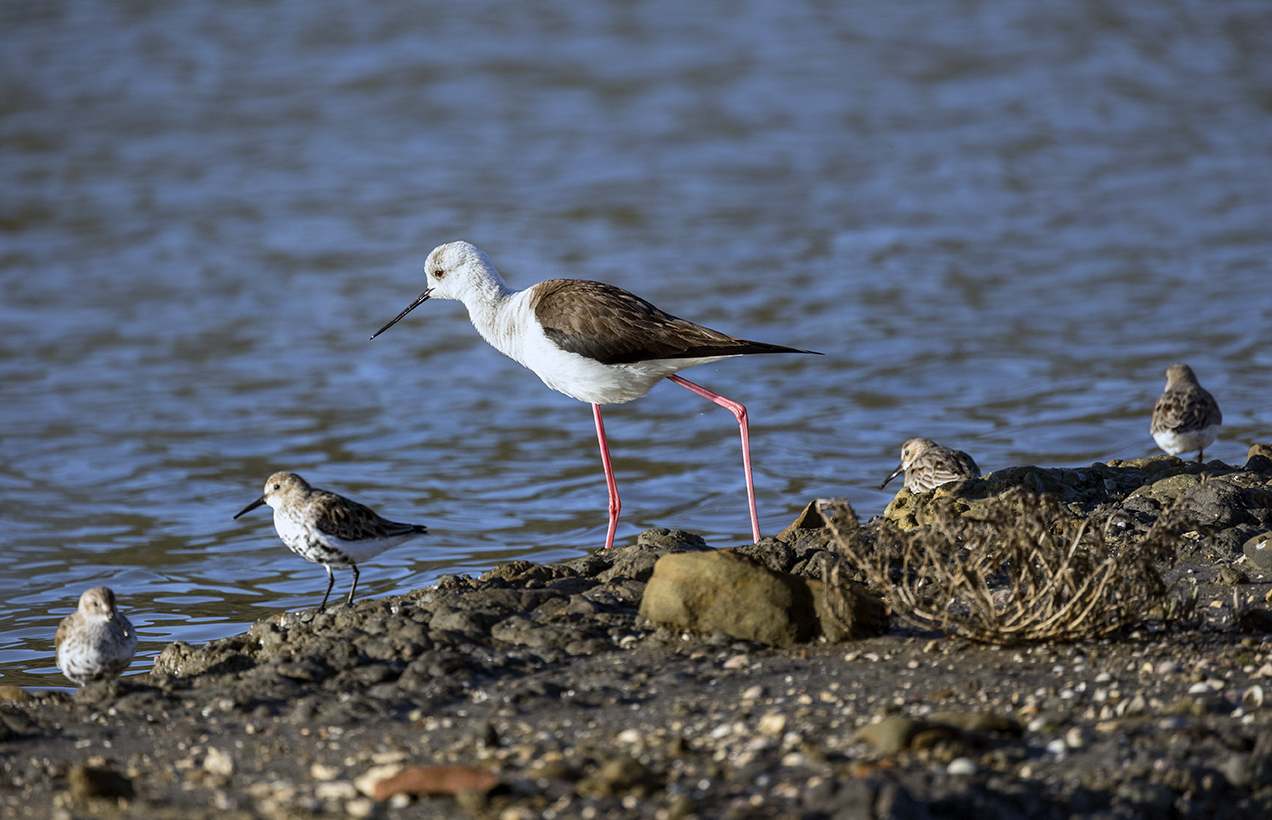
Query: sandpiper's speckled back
884,438,980,493
1150,363,1221,461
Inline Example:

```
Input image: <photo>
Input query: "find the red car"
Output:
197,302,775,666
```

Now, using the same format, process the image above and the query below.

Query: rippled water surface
3,0,1271,686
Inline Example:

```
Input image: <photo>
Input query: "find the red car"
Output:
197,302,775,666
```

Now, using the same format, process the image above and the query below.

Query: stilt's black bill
370,289,432,339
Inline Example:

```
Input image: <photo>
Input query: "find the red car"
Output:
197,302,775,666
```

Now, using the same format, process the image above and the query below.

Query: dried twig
821,489,1195,644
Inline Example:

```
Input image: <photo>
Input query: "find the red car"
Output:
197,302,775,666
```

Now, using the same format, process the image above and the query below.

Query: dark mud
3,454,1272,820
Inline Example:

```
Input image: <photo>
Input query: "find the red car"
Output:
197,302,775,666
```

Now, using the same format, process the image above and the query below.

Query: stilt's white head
370,241,507,339
424,241,504,302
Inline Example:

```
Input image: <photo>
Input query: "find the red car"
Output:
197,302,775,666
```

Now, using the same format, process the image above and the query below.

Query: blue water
2,0,1270,685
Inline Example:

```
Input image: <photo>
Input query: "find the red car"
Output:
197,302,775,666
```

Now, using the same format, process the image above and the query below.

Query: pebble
315,781,358,800
946,757,978,775
355,765,403,798
203,748,234,777
758,713,786,736
1117,693,1148,717
709,722,734,740
1243,532,1272,570
1186,679,1225,694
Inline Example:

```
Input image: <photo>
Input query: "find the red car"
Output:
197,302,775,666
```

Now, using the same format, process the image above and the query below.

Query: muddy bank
3,453,1272,819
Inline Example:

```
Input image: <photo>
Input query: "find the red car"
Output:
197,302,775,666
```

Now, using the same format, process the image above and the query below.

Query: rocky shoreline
3,452,1272,819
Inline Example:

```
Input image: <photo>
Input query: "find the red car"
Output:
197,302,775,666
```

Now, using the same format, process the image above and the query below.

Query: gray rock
598,530,713,583
732,537,796,573
429,605,494,636
586,579,646,607
274,657,334,682
489,615,599,649
1244,532,1272,570
560,553,610,578
152,641,254,679
547,576,599,596
1177,479,1256,531
635,528,710,551
479,560,577,586
302,637,359,670
1246,454,1272,473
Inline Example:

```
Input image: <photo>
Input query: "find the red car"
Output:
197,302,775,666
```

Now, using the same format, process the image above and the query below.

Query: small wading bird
1151,362,1222,462
55,587,138,686
234,472,427,610
371,241,818,549
881,438,980,493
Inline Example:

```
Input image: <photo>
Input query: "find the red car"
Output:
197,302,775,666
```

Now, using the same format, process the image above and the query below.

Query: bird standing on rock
1150,363,1222,462
881,438,980,493
234,472,428,610
371,241,819,549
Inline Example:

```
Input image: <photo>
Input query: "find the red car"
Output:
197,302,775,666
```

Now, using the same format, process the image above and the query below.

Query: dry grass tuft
822,489,1197,644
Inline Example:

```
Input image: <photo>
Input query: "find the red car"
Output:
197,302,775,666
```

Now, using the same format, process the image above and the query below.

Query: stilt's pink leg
667,374,761,543
593,403,621,549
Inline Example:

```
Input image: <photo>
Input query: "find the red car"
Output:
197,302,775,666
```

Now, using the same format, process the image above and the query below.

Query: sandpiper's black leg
319,565,336,611
345,564,360,608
